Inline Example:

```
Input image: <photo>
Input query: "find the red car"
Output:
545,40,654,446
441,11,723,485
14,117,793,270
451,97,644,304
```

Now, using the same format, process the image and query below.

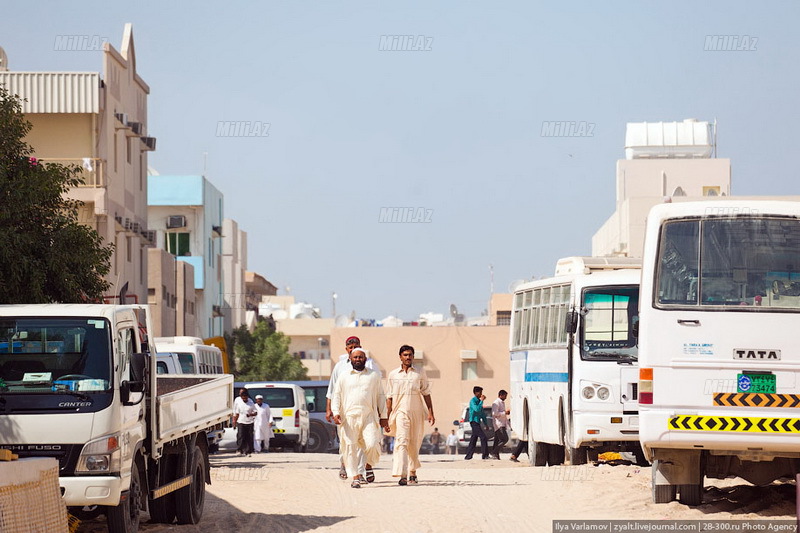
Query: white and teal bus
639,201,800,506
509,257,643,466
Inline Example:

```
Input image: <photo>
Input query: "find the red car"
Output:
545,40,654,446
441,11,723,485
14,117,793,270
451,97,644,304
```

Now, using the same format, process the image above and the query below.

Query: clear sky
2,1,799,320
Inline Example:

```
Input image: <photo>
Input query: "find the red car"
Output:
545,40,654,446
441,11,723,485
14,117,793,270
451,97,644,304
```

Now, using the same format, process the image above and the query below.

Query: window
703,186,720,196
581,286,639,361
461,361,477,380
656,217,800,309
496,310,511,326
167,233,190,256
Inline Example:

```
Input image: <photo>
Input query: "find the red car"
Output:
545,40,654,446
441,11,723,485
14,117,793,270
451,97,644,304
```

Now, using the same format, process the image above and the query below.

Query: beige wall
594,158,732,257
147,248,176,337
331,326,510,427
176,261,196,336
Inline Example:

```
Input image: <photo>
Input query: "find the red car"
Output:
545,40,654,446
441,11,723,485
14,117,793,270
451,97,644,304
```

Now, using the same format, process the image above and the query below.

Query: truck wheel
107,458,144,533
148,454,177,524
652,460,676,504
176,446,206,524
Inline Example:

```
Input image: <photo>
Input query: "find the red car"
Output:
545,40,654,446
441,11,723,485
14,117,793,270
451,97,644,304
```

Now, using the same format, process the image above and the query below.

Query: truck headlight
597,387,610,401
76,434,121,474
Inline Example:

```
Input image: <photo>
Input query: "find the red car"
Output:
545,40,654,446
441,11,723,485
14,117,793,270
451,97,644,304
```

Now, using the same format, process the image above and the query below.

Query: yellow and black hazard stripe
668,415,800,433
714,393,800,408
272,428,286,433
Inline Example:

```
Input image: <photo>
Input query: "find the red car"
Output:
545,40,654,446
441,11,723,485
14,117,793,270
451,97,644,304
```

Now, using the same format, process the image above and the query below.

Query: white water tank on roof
625,119,713,160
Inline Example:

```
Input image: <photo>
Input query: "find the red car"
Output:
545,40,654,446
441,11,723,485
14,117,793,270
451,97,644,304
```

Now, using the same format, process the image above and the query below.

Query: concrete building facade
0,24,156,303
148,174,224,337
222,218,247,333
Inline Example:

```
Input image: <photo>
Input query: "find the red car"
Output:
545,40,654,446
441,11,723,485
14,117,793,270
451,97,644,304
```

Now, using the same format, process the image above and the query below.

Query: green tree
0,87,113,303
228,320,309,381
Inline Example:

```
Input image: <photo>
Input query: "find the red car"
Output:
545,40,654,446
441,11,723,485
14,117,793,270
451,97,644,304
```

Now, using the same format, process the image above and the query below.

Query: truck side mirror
121,352,148,405
565,310,579,335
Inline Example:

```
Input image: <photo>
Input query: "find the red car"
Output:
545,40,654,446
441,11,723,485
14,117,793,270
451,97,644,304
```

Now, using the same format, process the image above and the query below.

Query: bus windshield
580,286,639,362
657,217,800,309
0,318,112,393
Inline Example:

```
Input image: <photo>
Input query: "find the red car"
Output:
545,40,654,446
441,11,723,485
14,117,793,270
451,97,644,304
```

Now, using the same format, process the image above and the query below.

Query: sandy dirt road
74,450,796,533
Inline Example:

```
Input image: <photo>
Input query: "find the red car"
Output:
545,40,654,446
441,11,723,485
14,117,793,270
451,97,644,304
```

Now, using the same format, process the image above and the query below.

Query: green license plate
737,373,776,393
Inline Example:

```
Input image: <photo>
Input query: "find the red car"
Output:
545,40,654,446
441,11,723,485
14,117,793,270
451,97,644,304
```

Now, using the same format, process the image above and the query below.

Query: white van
238,382,310,452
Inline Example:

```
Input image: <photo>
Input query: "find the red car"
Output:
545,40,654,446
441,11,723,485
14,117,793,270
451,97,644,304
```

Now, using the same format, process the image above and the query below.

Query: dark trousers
465,422,489,459
491,427,509,456
511,439,528,458
237,423,255,454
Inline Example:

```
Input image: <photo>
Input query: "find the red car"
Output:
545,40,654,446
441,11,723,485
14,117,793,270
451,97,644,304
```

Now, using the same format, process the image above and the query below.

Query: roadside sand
75,451,796,533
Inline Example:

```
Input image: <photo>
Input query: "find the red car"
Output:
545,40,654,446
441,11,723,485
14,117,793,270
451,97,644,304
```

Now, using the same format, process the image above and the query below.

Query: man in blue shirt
464,386,489,460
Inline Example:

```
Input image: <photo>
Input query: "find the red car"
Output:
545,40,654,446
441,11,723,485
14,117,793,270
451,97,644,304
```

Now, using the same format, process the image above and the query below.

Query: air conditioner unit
142,230,156,244
414,350,424,361
141,136,156,151
114,215,123,225
166,215,186,229
132,222,141,233
212,305,223,317
124,218,133,230
126,121,142,136
460,349,477,361
114,112,128,124
211,225,222,237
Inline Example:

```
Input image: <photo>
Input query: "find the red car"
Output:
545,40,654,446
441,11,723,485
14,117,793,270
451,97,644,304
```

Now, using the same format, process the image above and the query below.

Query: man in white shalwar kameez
332,348,388,489
253,394,273,453
386,344,435,485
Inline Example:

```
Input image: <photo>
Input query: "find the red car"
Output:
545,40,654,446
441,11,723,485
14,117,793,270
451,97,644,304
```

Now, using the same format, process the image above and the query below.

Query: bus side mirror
632,319,640,338
565,310,579,335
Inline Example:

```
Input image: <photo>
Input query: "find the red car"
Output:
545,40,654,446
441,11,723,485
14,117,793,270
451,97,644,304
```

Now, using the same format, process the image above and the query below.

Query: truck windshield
657,217,800,309
0,318,112,393
580,286,639,362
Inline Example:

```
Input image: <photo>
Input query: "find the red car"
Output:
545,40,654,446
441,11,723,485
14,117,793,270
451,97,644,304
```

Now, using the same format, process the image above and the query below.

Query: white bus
154,336,225,374
639,201,800,506
509,257,643,467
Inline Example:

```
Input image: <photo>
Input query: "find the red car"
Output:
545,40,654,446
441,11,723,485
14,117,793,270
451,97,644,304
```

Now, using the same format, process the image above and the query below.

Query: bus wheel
561,424,586,465
652,460,676,504
527,423,547,467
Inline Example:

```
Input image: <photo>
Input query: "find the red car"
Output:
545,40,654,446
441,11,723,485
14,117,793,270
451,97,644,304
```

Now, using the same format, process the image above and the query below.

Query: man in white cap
326,336,382,481
331,347,388,488
253,394,273,453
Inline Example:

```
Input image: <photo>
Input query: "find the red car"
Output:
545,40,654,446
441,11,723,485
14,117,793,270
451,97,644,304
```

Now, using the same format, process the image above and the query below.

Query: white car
238,382,310,452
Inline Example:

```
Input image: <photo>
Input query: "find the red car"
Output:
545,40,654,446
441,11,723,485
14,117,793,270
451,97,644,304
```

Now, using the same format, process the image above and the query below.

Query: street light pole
317,337,324,380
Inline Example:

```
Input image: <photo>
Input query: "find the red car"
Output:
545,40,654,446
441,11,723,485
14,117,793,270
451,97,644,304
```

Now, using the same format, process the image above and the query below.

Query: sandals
398,477,407,486
365,467,375,483
338,465,347,480
351,480,362,489
408,475,418,485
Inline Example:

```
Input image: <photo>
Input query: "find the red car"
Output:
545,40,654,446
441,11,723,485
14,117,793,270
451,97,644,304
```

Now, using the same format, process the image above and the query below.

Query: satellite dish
334,315,349,328
284,285,291,294
449,304,458,317
508,279,526,292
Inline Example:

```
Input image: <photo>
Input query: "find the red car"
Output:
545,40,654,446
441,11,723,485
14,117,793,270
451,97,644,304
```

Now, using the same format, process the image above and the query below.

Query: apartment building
148,174,224,337
0,24,156,303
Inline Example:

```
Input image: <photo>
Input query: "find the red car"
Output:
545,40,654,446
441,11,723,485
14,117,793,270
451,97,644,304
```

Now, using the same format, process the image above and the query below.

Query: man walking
491,390,510,459
331,348,388,489
464,386,489,460
253,394,273,453
429,427,441,454
446,429,458,455
233,388,256,456
386,345,434,485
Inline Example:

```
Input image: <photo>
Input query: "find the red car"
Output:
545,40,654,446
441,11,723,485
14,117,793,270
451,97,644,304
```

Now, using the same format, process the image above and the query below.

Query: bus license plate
737,373,776,393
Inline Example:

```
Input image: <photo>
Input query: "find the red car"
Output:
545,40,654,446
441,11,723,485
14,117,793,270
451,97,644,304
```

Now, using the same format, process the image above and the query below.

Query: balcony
36,158,104,187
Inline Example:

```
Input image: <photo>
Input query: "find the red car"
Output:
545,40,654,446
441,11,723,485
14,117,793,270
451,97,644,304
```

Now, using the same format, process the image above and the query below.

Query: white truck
0,304,233,532
639,201,800,505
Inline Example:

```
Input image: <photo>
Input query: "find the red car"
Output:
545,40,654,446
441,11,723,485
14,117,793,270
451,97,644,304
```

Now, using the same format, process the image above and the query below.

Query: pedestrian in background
429,427,441,454
464,386,489,460
386,344,435,485
491,390,510,459
253,394,273,453
233,389,256,456
446,429,458,455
